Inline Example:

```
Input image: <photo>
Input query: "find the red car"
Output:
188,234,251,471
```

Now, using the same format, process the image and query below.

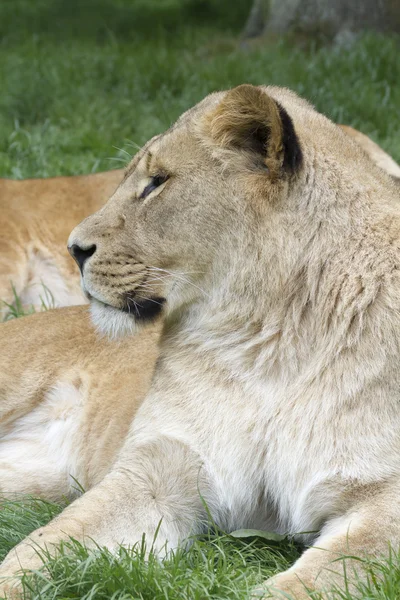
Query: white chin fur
90,299,140,339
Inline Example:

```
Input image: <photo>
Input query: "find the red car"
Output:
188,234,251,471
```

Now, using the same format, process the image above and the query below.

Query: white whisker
124,140,142,151
112,145,133,159
146,267,210,298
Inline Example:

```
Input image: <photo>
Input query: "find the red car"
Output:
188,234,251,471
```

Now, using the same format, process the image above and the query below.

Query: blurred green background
0,0,399,179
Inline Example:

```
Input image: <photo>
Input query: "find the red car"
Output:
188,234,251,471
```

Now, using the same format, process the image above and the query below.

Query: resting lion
0,169,122,315
1,84,400,600
0,130,398,319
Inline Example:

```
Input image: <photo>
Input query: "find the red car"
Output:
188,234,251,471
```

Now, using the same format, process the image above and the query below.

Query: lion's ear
209,84,302,177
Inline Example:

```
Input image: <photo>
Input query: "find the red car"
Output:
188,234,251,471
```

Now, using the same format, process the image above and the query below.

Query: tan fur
339,124,400,179
208,85,285,178
0,306,160,500
1,85,400,599
0,170,123,315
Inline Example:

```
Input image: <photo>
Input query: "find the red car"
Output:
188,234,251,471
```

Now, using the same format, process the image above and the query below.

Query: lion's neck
161,170,399,389
162,263,310,384
162,225,396,391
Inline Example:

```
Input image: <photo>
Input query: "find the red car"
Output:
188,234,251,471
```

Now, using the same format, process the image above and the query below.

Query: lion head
68,84,396,339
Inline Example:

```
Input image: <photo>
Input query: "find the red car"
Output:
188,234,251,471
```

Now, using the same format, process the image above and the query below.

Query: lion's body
1,87,400,599
0,305,159,500
0,170,122,314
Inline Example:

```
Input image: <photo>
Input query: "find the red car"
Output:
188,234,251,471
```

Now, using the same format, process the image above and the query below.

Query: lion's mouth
121,295,166,322
88,292,165,323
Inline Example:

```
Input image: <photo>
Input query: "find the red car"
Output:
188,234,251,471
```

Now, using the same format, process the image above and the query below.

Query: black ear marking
276,103,303,173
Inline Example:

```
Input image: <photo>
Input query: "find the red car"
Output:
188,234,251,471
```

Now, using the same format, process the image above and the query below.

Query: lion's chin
90,299,140,339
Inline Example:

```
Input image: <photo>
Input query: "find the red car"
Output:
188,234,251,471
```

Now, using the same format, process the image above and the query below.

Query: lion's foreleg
259,480,400,599
0,437,208,596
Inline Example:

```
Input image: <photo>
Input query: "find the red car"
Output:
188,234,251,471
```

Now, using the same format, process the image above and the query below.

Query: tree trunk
242,0,266,39
243,0,400,39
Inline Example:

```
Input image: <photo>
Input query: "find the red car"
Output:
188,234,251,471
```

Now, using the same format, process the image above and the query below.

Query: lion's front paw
252,570,315,599
0,543,47,599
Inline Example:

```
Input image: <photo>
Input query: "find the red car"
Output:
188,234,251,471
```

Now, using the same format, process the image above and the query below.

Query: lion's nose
68,244,96,273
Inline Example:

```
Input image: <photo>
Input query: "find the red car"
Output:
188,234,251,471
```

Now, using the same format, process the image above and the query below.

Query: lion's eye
139,174,169,200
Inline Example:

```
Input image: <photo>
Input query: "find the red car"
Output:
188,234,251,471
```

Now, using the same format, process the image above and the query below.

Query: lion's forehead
128,131,208,189
124,93,234,176
124,134,164,180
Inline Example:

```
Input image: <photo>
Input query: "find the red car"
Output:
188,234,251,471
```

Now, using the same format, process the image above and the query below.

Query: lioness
0,305,160,501
0,131,397,319
0,169,122,315
1,84,400,599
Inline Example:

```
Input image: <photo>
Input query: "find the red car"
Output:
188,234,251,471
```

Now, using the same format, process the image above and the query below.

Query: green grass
0,498,301,599
2,498,400,599
1,283,54,322
0,1,399,178
1,0,400,597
